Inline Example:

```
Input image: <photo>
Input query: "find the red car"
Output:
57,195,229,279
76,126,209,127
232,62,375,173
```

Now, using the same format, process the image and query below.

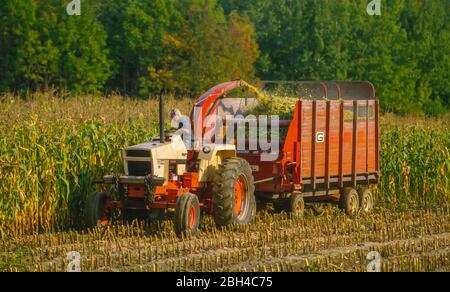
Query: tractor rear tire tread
213,157,256,227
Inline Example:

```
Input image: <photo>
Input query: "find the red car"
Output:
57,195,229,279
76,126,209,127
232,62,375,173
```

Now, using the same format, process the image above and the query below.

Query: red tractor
86,80,380,236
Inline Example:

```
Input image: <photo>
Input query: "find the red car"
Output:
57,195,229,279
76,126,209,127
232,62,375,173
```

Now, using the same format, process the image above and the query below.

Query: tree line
0,0,448,115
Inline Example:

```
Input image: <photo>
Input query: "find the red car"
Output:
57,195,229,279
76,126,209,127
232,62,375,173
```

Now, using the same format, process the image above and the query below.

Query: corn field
380,117,449,208
0,95,449,272
0,94,194,237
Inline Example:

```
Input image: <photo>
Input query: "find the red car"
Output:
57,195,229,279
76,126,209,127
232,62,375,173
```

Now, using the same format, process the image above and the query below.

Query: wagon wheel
339,188,360,217
213,157,256,227
174,192,200,237
358,187,374,214
85,192,112,228
289,193,305,219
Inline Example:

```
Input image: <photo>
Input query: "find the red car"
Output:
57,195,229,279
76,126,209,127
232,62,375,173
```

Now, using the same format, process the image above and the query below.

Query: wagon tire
289,193,305,219
213,158,256,227
174,193,200,237
358,187,374,214
85,192,111,228
339,188,359,217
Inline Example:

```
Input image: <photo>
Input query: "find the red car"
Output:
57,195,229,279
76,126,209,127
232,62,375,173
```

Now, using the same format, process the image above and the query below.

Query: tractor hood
126,141,162,151
123,136,188,180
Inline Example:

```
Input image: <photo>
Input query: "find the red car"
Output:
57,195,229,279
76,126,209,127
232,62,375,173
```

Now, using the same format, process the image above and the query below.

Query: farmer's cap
170,108,181,120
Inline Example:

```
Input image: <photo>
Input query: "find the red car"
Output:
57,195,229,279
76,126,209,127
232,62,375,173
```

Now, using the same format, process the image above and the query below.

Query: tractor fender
198,144,236,161
198,144,236,182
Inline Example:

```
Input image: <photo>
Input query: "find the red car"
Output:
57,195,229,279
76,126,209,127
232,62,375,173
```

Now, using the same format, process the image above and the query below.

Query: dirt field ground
1,206,448,272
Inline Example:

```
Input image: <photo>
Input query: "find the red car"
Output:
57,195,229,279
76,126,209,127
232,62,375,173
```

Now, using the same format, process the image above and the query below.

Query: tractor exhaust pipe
159,93,164,143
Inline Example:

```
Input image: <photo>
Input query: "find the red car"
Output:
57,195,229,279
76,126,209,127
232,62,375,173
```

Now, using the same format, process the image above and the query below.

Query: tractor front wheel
174,193,200,237
85,192,111,228
213,158,256,227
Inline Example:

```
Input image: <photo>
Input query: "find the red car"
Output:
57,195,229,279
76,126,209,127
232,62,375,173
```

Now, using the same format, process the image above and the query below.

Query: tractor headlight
202,146,211,154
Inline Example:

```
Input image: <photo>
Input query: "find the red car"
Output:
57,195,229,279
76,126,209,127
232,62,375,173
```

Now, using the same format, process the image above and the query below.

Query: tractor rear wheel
85,192,111,228
174,193,200,237
339,187,359,217
213,158,256,227
358,187,374,214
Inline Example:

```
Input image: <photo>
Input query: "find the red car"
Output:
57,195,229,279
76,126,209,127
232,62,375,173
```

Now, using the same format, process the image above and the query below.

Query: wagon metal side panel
300,102,313,179
284,99,379,194
328,101,341,177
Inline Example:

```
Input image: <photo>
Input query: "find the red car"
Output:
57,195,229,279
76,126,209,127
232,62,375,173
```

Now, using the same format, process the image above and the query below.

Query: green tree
0,0,41,91
345,0,420,114
0,0,111,93
55,1,111,93
221,0,348,80
400,0,449,114
99,0,175,96
224,11,260,80
219,0,449,115
157,0,259,96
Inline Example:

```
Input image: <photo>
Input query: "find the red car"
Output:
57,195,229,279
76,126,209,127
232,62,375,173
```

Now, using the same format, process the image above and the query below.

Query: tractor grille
127,161,151,176
126,150,151,157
